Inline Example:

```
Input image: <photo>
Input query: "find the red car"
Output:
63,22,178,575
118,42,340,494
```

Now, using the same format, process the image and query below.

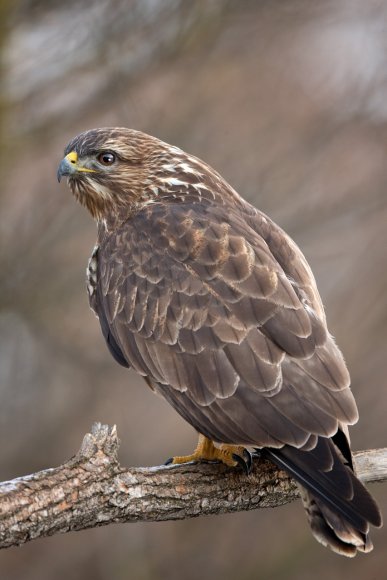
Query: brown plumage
58,127,381,556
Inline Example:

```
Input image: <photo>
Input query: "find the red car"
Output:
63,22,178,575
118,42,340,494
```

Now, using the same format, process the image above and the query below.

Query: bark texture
0,423,385,550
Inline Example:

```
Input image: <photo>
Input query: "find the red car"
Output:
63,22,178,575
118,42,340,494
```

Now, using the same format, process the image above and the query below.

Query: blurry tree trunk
0,423,385,550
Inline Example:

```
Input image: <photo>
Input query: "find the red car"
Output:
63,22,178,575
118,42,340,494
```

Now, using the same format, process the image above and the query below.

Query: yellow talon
167,434,251,471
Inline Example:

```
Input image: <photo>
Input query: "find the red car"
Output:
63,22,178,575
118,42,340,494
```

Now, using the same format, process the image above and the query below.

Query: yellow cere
66,150,96,173
65,151,78,163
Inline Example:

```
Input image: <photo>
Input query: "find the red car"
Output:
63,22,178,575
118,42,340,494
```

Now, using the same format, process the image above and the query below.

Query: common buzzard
57,127,381,556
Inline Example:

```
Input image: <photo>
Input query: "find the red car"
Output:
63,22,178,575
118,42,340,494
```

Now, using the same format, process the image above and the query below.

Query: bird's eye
97,152,116,166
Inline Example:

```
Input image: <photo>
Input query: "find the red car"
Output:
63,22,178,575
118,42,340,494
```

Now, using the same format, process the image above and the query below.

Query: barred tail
262,436,382,556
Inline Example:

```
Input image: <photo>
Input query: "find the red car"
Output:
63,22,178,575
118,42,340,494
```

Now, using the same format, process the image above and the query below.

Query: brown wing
94,201,357,448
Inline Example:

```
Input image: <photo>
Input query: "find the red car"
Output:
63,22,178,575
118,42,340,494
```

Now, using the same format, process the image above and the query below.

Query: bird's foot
165,434,253,474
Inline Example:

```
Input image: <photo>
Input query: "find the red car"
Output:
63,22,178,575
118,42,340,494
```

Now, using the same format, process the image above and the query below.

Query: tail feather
261,436,382,556
298,486,369,557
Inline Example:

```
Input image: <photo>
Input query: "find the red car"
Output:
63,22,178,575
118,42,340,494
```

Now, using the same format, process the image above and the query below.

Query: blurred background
1,1,387,578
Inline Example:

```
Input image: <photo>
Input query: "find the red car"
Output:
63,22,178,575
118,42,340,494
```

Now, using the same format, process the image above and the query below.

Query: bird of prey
58,127,381,556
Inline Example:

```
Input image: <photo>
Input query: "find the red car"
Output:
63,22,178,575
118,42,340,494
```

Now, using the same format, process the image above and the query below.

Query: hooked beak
57,151,96,182
57,151,78,182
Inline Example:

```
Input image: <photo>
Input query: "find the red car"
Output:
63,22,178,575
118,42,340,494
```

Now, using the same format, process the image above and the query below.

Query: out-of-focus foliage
1,1,386,579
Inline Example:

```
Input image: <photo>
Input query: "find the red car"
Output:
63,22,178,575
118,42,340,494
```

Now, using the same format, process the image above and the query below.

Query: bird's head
57,127,171,223
58,126,243,228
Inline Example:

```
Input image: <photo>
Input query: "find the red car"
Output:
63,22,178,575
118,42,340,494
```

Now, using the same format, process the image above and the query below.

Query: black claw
164,457,174,465
243,449,253,474
232,451,252,475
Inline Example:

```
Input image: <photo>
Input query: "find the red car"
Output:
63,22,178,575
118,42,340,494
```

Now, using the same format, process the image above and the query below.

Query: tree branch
0,423,385,550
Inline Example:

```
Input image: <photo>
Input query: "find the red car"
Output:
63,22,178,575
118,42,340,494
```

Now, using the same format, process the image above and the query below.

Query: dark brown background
1,1,386,578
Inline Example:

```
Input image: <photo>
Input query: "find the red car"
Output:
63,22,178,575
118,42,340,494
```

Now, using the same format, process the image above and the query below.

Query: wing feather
92,202,357,448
